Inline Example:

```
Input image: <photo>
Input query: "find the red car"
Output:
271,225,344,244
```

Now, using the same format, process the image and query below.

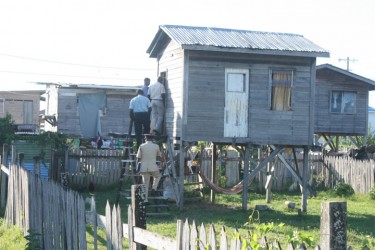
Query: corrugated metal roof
147,25,329,58
36,82,139,91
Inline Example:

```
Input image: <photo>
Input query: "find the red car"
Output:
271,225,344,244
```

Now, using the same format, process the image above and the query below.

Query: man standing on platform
147,76,165,135
129,89,151,149
141,77,150,97
136,134,162,203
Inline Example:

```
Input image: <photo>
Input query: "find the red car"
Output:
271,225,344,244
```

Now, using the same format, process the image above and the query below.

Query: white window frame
330,91,357,114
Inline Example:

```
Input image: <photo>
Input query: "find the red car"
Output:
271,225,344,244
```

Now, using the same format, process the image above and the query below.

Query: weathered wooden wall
56,88,135,137
0,90,42,125
158,41,315,146
315,68,369,135
158,39,185,138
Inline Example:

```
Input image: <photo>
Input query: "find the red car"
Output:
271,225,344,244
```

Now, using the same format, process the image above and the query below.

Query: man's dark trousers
134,112,150,148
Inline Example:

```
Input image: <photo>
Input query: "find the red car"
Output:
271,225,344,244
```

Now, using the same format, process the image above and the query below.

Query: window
271,70,293,111
227,73,246,92
331,91,356,114
0,98,4,113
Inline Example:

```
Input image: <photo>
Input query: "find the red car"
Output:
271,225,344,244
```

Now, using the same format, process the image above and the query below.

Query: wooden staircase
116,137,174,216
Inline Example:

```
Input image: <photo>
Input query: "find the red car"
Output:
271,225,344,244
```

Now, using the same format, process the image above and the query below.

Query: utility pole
338,57,357,71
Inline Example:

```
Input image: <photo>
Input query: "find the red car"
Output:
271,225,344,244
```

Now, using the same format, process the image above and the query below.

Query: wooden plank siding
315,68,369,135
159,47,315,145
56,88,135,137
0,91,42,125
158,40,184,138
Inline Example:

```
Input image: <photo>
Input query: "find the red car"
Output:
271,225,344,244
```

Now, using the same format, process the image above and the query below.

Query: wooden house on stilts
314,64,375,153
146,25,330,210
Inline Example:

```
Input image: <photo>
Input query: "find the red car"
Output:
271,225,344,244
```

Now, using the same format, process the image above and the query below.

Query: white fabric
148,81,165,100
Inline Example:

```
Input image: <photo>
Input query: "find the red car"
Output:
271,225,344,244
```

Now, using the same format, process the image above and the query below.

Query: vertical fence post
19,153,24,167
1,144,9,208
131,184,147,250
33,156,40,177
320,201,347,250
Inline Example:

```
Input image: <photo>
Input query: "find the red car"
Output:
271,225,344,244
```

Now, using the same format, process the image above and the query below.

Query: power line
0,53,154,71
0,70,144,81
338,57,358,71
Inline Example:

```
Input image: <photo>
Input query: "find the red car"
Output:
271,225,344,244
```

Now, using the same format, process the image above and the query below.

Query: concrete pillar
320,201,347,250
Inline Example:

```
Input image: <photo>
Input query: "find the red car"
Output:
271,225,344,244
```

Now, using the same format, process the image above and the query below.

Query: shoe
150,189,157,197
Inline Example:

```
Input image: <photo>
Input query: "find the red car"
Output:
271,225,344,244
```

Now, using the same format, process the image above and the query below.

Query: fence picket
182,219,190,250
209,224,216,249
199,223,207,250
219,226,228,250
190,220,198,249
105,201,112,250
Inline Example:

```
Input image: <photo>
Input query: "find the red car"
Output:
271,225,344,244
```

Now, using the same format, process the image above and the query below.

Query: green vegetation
370,186,375,200
83,188,375,249
0,187,374,249
0,113,15,148
333,182,355,197
0,218,27,250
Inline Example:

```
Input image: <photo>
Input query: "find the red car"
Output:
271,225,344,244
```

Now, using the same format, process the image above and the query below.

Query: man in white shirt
147,76,166,135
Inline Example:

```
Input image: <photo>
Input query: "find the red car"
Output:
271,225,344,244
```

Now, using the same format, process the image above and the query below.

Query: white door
224,68,249,137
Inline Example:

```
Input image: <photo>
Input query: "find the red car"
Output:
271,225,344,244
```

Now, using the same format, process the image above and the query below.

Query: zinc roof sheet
148,25,329,57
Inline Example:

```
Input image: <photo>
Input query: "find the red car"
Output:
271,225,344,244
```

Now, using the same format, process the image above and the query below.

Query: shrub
369,186,375,200
333,182,355,197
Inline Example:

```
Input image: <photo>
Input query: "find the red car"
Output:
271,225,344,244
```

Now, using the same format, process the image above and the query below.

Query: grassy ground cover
87,188,375,249
1,188,374,249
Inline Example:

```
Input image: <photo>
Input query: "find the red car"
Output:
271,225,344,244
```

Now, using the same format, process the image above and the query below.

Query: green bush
0,219,27,250
369,186,375,200
333,182,355,197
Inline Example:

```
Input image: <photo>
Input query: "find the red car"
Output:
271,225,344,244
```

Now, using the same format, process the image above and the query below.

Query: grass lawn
1,187,374,249
86,187,375,249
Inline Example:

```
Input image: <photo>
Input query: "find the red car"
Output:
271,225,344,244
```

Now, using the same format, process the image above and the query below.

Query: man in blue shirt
141,77,150,97
129,89,152,148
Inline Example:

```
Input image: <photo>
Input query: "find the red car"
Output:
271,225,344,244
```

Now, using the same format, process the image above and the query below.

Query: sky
0,0,374,103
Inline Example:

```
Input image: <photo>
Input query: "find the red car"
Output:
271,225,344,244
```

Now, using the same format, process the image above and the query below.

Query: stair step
121,160,135,163
146,212,170,216
122,173,141,177
146,204,169,208
184,182,204,186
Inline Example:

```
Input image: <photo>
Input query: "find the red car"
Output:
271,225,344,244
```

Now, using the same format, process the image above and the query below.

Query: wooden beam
301,147,309,212
210,143,217,204
242,145,250,210
242,146,282,184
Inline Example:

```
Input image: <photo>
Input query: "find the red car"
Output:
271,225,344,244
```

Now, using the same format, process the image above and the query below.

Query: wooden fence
4,164,87,249
62,148,125,190
198,148,374,194
323,156,375,193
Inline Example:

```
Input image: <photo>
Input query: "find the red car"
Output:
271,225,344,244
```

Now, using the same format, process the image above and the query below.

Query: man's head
137,89,144,95
144,78,150,86
144,134,154,141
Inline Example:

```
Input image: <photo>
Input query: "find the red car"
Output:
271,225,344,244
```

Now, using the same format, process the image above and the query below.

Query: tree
0,113,15,149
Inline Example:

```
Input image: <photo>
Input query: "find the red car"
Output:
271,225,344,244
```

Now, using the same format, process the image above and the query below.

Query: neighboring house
314,64,375,149
369,106,375,133
0,90,44,132
147,25,329,146
41,83,138,138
